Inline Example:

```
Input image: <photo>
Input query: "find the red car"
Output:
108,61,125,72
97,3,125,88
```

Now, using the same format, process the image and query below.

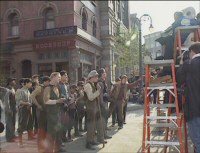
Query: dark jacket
177,56,200,121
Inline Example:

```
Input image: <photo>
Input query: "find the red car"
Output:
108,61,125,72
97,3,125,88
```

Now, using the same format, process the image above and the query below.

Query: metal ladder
174,25,200,64
142,60,185,153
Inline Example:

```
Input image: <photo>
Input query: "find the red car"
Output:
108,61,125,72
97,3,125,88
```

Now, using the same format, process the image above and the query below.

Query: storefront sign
34,26,77,38
33,39,76,51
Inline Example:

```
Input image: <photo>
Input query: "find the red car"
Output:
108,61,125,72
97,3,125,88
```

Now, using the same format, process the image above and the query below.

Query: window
82,9,87,31
43,8,55,29
112,0,115,12
38,63,52,76
117,1,120,19
8,13,19,36
92,19,96,37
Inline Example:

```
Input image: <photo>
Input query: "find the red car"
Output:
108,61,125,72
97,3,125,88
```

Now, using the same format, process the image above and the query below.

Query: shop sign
34,26,77,38
33,39,76,51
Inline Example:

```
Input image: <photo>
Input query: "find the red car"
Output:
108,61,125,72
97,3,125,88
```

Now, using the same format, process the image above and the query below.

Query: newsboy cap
87,70,99,79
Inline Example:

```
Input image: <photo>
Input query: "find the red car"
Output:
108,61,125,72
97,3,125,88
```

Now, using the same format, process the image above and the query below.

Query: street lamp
134,14,153,92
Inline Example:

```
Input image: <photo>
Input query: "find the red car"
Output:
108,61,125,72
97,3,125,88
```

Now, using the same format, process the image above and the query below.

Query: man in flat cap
84,70,104,150
5,77,17,142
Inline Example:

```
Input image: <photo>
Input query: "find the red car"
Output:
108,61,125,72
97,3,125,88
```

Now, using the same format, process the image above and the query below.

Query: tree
114,25,140,75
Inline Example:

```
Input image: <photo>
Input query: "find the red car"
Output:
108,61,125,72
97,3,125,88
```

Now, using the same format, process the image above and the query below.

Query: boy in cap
84,70,105,150
74,81,85,135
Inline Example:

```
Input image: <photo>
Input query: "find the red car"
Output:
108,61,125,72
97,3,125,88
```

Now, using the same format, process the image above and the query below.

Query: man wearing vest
30,76,50,153
97,68,112,140
43,72,66,153
84,70,104,150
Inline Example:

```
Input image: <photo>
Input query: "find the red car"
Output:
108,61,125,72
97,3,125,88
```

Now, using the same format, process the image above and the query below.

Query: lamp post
134,14,153,92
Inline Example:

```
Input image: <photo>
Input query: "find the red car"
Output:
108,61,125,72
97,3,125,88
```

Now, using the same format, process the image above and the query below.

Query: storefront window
38,63,52,76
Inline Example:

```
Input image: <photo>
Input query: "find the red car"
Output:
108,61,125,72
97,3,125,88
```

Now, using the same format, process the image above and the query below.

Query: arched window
43,8,55,29
92,20,96,37
82,10,87,31
8,13,19,36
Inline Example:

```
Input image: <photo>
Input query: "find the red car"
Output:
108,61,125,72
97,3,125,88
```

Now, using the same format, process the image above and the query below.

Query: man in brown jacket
110,75,141,130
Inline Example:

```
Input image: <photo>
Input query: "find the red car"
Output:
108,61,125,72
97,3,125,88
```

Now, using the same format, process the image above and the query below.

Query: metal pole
138,21,143,91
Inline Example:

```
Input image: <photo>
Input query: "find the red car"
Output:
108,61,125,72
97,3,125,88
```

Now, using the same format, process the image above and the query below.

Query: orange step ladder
142,60,185,153
173,25,200,64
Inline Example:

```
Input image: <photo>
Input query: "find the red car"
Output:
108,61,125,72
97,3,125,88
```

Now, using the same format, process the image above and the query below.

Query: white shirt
192,53,200,59
84,82,100,101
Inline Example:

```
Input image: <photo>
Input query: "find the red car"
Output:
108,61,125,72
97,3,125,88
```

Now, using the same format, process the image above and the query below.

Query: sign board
33,39,76,51
34,26,77,38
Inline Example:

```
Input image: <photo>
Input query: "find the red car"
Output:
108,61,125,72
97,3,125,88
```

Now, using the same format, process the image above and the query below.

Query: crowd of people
0,68,141,153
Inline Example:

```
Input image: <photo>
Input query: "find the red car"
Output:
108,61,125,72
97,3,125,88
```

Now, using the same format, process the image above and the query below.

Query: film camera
177,49,190,64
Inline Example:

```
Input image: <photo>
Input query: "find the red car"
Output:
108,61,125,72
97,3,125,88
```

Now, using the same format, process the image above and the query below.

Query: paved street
0,103,195,153
0,103,144,153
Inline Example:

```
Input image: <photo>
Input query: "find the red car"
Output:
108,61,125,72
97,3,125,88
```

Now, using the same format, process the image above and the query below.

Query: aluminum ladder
142,59,185,153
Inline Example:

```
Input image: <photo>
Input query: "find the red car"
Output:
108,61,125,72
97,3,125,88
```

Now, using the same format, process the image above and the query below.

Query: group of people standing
0,67,141,153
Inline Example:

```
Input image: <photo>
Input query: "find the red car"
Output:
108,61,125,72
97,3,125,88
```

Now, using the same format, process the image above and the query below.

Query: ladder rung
145,60,174,67
149,123,177,128
175,25,200,33
146,141,180,146
146,116,177,120
150,104,176,108
147,84,174,90
149,83,174,87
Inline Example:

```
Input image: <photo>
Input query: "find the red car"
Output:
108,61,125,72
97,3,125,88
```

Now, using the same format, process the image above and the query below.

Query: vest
35,85,45,107
84,82,98,103
49,84,61,100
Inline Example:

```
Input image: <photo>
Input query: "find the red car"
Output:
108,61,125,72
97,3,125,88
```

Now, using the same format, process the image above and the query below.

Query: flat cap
87,70,99,79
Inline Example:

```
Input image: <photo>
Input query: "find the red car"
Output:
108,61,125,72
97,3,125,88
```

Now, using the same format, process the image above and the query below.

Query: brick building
0,1,129,84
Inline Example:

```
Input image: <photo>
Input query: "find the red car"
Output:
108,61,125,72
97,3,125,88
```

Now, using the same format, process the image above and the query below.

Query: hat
121,75,128,79
70,84,78,90
77,81,84,86
32,74,39,79
7,77,16,85
87,70,99,79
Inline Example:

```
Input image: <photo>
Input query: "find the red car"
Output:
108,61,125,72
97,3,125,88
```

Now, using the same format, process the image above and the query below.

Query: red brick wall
0,1,101,42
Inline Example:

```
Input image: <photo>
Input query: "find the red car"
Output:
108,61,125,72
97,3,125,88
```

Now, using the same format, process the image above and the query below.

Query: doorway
22,60,32,78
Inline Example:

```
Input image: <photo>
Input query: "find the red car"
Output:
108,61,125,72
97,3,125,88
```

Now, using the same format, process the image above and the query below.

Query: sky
129,1,200,36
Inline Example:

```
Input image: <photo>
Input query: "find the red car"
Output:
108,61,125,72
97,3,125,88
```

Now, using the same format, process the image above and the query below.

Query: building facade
0,1,129,84
143,31,163,60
